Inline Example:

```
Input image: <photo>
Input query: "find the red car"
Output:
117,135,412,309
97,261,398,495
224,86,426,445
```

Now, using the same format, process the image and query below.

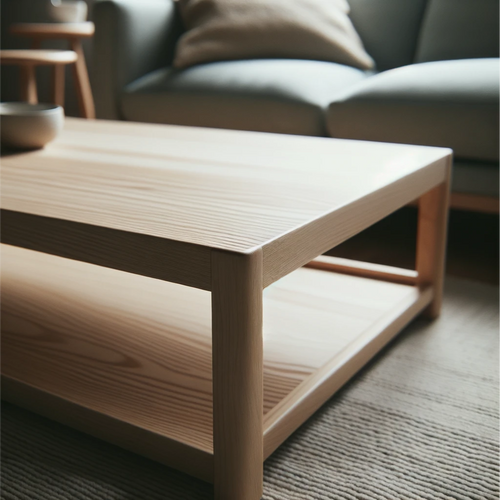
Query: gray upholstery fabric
92,0,181,119
327,59,500,162
92,0,499,201
415,0,500,63
122,59,370,136
348,0,428,71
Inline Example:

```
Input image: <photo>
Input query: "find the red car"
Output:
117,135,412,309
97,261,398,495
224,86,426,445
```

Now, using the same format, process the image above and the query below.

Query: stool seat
0,49,77,66
1,49,77,106
10,22,95,118
10,22,95,39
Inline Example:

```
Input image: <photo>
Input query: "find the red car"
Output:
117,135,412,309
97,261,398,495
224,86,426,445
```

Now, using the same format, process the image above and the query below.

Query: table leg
211,249,263,500
70,38,95,119
52,65,65,107
19,65,38,104
416,157,452,318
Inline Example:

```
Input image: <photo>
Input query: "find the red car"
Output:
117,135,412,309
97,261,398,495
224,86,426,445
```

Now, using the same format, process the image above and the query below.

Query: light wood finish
1,118,451,289
263,285,433,458
52,64,66,106
1,118,451,498
450,192,499,214
1,210,212,291
305,255,418,285
262,157,448,288
19,65,37,104
11,23,95,118
416,157,452,318
0,49,77,65
212,249,263,500
1,244,430,482
69,38,95,118
11,22,95,39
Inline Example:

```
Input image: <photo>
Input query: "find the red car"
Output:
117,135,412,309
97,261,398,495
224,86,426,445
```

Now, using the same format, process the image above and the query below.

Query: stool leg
20,65,38,104
52,65,65,107
70,39,95,119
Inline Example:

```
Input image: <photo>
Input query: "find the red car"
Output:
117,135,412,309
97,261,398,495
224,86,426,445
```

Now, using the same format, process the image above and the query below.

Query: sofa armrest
92,0,181,119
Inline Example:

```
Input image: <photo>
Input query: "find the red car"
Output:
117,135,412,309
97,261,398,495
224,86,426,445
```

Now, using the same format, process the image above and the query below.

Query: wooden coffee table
1,118,451,500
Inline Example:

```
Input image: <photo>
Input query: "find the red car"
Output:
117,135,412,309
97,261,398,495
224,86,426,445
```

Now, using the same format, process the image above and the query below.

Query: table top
0,49,77,65
1,118,450,288
11,22,95,38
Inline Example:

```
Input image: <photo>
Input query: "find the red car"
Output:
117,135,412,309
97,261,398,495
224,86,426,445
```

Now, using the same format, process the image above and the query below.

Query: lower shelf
1,244,432,482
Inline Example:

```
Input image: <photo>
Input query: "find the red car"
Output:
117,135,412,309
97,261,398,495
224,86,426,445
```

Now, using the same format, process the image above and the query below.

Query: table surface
1,118,450,251
1,118,450,289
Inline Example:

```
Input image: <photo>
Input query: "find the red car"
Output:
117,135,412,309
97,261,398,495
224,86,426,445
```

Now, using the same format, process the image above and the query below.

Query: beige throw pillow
174,0,375,70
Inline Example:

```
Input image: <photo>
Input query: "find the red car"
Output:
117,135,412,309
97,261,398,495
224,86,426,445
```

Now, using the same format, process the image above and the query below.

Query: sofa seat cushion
327,59,499,161
121,59,371,136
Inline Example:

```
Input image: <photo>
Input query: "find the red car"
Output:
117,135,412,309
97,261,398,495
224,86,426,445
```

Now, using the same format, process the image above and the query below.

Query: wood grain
1,245,424,480
305,255,418,285
262,155,449,287
2,210,211,291
263,286,433,458
416,157,452,318
1,118,451,286
212,250,263,500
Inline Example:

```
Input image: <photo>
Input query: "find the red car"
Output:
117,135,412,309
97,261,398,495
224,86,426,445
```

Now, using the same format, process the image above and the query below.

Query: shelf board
1,244,431,482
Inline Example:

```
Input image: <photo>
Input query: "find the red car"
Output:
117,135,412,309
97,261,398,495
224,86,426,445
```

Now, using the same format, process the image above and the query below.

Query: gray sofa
92,0,499,212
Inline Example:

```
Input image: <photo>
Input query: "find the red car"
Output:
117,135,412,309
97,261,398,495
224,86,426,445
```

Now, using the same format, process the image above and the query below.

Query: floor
328,207,499,285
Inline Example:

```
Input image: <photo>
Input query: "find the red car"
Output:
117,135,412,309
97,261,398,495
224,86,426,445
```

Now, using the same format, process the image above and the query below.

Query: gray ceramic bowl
1,103,64,150
49,0,88,23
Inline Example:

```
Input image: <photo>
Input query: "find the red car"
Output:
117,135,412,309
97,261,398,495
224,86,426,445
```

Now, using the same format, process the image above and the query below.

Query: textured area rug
2,277,499,500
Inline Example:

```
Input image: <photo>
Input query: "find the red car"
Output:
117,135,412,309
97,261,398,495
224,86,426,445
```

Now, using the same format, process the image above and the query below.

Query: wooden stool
0,49,77,106
11,22,95,119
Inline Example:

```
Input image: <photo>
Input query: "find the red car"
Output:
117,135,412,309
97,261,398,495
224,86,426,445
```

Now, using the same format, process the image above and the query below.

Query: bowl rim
0,102,63,117
51,0,87,6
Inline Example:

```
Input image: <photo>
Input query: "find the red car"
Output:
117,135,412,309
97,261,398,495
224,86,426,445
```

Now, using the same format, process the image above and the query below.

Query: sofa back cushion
415,0,500,62
347,0,428,71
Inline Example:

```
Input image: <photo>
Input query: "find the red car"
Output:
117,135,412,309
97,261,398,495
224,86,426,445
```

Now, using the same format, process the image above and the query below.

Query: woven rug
2,277,499,500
